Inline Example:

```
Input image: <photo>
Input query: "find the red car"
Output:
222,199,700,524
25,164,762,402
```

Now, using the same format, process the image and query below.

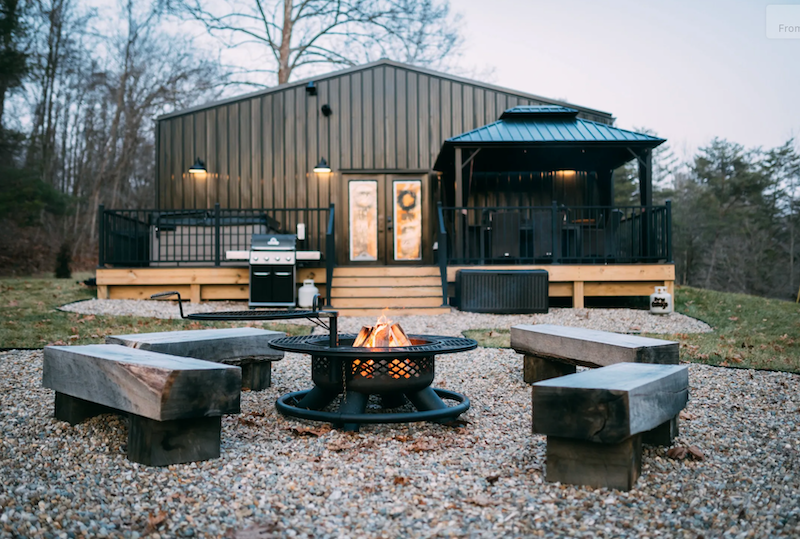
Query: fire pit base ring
276,388,469,429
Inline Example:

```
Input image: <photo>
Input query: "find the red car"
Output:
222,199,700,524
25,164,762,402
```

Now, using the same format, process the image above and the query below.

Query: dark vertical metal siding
157,64,584,209
467,171,601,207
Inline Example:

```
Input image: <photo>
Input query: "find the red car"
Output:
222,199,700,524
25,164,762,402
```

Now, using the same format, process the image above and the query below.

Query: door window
348,180,379,261
393,179,422,261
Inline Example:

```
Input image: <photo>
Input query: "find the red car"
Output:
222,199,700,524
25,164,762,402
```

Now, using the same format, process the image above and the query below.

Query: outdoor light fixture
313,157,331,173
188,157,206,174
321,104,333,116
306,81,317,96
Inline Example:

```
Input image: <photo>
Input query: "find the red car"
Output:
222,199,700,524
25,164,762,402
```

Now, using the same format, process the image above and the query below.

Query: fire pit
271,332,476,431
150,291,477,431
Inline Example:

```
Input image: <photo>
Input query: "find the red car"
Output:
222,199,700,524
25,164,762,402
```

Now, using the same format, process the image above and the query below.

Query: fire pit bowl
271,333,477,431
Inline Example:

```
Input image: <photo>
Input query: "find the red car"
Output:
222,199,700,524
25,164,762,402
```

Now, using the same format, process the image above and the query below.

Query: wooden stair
329,266,450,317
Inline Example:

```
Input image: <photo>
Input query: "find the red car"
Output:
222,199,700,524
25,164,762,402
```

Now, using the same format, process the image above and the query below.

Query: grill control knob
276,256,282,261
253,256,259,261
264,256,270,262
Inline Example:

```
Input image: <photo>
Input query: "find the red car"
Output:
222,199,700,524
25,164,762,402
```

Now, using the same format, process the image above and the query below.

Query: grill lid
251,234,297,251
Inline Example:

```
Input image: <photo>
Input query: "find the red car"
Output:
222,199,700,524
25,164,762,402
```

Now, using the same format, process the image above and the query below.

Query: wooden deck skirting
96,267,327,303
96,264,674,310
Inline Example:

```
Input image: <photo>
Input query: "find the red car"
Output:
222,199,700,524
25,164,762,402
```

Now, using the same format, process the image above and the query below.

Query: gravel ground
60,299,712,335
2,345,798,538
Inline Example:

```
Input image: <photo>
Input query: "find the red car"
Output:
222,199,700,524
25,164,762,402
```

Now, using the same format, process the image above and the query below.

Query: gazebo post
639,149,653,259
455,146,463,261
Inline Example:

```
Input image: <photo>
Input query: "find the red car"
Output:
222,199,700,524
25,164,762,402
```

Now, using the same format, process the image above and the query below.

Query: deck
96,263,674,313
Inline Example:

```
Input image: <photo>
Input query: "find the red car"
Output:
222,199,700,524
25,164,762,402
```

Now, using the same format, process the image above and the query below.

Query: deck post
639,150,653,260
665,200,673,262
97,204,105,267
454,147,463,262
214,202,221,267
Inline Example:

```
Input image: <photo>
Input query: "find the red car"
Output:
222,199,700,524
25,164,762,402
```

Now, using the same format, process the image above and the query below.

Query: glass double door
344,174,426,265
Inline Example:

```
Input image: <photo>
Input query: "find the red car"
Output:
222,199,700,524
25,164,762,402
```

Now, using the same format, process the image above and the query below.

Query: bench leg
127,415,222,466
523,354,576,384
241,361,272,391
545,434,642,491
54,392,115,426
642,416,679,447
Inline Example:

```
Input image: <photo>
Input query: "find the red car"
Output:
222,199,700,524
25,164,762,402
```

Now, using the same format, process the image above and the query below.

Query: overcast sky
455,0,800,157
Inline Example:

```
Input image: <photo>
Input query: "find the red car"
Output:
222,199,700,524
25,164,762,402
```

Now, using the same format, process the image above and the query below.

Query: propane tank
649,286,673,314
298,279,319,308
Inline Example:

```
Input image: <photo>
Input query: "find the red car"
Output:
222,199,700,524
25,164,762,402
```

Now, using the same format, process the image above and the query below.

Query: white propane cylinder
649,286,673,314
298,279,319,308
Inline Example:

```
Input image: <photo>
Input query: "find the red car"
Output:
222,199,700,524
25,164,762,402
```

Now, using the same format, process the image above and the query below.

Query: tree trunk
704,231,720,290
277,0,294,84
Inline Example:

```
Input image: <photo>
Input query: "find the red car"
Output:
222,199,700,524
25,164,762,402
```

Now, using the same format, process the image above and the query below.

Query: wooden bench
511,324,679,384
106,327,285,391
43,344,241,466
532,363,689,490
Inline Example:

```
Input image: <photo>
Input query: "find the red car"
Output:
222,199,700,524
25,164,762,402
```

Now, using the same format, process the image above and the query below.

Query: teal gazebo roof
447,106,664,145
434,106,665,173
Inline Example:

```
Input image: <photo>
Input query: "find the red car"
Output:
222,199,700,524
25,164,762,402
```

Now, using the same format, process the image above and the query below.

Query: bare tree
175,0,461,85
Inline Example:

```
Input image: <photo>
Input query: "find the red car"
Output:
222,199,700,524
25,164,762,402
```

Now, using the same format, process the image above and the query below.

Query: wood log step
532,363,689,444
511,324,679,368
43,344,241,421
106,327,284,391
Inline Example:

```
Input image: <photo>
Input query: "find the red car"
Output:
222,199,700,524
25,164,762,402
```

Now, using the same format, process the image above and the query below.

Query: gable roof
157,59,614,122
447,106,664,145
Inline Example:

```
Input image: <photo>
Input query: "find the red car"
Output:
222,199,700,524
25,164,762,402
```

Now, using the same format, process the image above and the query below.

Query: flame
352,312,414,379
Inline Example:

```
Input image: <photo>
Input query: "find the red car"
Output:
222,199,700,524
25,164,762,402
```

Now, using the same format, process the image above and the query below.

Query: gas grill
248,234,297,307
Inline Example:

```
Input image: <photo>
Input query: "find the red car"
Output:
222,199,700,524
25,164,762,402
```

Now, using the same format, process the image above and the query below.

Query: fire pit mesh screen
311,355,433,380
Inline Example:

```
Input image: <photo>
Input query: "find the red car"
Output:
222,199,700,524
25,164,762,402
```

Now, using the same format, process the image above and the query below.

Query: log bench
43,344,241,466
511,324,679,384
106,327,285,391
532,363,689,490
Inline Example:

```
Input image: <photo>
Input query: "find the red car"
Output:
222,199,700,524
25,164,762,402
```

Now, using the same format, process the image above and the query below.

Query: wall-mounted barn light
306,81,317,96
313,157,331,173
188,157,206,174
321,104,332,116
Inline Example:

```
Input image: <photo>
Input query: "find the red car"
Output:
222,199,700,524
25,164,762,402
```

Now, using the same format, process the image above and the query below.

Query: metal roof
499,105,579,119
447,106,664,145
157,60,613,121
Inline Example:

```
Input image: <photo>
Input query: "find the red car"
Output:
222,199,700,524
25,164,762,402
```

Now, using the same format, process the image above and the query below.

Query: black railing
437,203,672,266
98,205,333,267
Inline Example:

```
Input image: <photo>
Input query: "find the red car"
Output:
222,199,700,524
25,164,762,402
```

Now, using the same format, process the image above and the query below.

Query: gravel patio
1,307,798,538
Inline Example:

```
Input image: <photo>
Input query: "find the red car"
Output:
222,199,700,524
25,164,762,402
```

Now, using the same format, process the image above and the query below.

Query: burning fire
352,310,412,348
352,311,414,379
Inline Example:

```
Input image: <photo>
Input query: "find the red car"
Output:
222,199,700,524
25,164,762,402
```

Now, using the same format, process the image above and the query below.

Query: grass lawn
0,275,310,349
464,286,800,373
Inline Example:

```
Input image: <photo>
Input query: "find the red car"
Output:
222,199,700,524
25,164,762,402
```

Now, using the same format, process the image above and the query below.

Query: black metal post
551,200,559,264
325,204,335,308
97,204,105,267
665,200,673,262
214,202,221,266
328,313,338,348
437,202,448,306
